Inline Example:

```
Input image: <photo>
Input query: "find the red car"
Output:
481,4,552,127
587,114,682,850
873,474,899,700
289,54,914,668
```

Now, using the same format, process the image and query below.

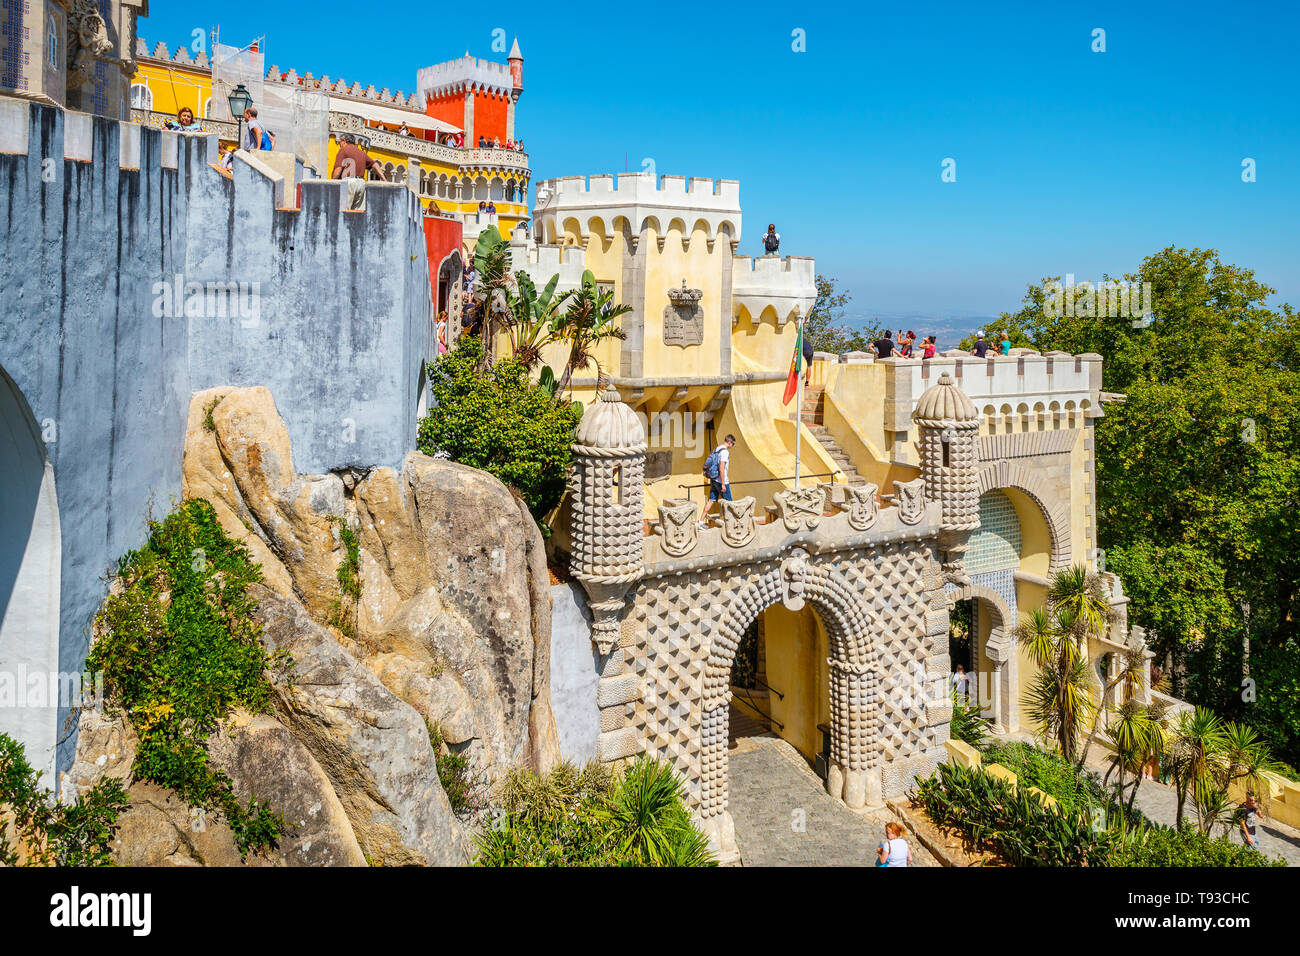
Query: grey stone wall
0,100,432,773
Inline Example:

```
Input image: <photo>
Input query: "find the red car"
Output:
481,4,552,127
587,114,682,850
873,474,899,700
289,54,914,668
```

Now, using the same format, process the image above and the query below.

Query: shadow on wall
0,364,61,781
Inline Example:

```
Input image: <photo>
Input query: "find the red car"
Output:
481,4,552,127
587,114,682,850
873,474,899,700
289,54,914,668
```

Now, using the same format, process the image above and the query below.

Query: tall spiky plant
555,270,631,394
1166,707,1227,830
1016,603,1097,762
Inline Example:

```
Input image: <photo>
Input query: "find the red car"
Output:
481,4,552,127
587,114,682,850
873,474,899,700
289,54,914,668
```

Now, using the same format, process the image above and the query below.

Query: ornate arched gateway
567,375,981,860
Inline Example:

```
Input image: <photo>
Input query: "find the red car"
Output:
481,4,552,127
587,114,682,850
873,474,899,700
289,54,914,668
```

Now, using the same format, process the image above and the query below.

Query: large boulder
253,585,468,866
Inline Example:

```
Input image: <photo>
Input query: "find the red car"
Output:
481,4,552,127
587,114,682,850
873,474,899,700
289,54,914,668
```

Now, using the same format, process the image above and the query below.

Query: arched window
202,96,213,118
130,83,152,110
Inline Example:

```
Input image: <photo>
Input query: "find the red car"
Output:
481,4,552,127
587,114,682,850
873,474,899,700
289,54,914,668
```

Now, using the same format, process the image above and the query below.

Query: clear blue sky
142,0,1299,324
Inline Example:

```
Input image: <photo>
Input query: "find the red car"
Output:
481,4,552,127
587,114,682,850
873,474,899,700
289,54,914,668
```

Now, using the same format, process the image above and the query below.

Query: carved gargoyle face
658,501,699,557
720,497,756,548
845,482,879,532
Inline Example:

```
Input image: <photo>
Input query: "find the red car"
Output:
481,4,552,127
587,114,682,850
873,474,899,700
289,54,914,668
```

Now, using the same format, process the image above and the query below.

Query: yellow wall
762,604,830,763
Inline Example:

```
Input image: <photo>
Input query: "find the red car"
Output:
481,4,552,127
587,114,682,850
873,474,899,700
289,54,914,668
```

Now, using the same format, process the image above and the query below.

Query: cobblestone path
727,737,938,866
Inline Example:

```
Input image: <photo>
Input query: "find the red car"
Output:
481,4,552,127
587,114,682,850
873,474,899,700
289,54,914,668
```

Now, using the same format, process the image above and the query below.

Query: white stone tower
913,372,980,584
569,383,646,653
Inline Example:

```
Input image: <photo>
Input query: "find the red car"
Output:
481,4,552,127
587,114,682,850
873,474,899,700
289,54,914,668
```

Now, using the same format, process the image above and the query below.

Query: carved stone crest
774,484,825,532
658,499,698,557
662,279,704,347
780,549,809,611
893,478,927,525
67,0,113,92
719,496,756,548
844,482,879,532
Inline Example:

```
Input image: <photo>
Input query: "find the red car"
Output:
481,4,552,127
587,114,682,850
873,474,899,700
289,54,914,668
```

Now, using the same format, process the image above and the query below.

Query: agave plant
605,756,714,867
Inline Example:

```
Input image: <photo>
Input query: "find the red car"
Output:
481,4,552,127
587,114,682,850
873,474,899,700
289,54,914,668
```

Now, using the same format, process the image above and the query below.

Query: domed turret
913,372,980,584
914,372,978,424
569,384,646,653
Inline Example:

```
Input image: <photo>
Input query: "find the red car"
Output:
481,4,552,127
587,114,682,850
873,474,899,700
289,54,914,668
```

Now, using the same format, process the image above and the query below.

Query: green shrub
427,722,483,815
0,733,128,867
475,756,714,867
87,499,287,858
949,699,992,749
981,742,1110,818
1111,823,1285,867
417,336,582,526
915,762,1112,867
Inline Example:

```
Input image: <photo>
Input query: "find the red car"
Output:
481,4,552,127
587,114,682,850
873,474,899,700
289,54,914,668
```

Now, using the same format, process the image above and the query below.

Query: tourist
921,335,937,359
487,200,497,218
398,122,409,137
166,106,202,132
899,330,916,357
876,822,912,867
802,324,815,386
1239,793,1260,850
243,106,266,151
217,143,234,171
332,133,385,181
761,223,780,255
698,434,736,526
999,331,1012,356
971,332,990,358
952,664,970,702
436,311,449,354
873,330,896,359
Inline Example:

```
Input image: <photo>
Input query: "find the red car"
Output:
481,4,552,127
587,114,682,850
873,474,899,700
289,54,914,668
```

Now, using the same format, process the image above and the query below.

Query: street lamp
227,83,252,149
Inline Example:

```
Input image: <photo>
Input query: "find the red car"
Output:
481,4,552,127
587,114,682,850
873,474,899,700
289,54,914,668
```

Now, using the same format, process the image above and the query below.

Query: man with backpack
699,434,737,527
761,224,780,255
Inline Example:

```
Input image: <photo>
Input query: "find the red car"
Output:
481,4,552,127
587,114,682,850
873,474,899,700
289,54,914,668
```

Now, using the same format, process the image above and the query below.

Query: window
47,21,59,70
202,97,212,119
130,84,152,110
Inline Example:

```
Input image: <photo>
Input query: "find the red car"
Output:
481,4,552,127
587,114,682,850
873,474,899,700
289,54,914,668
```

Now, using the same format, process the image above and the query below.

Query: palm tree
555,270,631,395
1165,707,1226,829
503,271,573,370
1016,604,1097,762
1076,645,1146,772
469,226,515,367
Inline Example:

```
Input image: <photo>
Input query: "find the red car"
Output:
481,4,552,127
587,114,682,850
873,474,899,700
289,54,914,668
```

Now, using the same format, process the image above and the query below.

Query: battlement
535,172,743,245
137,36,429,111
539,172,741,207
417,55,517,98
731,255,817,326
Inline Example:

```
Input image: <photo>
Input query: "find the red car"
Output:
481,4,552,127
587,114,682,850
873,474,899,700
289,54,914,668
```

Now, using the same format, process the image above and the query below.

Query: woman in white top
877,822,912,867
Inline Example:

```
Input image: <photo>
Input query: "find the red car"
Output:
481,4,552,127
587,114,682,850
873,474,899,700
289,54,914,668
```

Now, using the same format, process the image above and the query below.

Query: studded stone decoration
773,483,826,531
663,279,705,347
845,482,879,531
622,531,950,860
913,372,981,584
719,496,756,547
658,499,699,557
569,384,647,653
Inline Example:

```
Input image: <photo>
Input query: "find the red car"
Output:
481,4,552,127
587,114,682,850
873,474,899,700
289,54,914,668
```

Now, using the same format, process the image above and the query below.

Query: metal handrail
731,688,784,732
754,676,784,701
677,470,840,502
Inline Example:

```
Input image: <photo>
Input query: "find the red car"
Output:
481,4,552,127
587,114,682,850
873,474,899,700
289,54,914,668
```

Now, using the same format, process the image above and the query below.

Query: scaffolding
211,36,329,176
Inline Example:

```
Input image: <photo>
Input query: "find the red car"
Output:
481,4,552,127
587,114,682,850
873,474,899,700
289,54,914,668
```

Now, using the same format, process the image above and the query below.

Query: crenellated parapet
535,172,742,246
731,254,817,327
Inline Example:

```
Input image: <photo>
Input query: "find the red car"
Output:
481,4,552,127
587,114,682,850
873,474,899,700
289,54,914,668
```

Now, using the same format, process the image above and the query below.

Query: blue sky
142,0,1299,327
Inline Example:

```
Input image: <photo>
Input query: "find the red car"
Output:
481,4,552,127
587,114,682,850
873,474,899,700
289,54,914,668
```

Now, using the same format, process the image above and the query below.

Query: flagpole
794,309,803,491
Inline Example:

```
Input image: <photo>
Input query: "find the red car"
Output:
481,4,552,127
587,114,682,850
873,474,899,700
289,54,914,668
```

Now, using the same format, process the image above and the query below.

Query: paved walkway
727,735,938,866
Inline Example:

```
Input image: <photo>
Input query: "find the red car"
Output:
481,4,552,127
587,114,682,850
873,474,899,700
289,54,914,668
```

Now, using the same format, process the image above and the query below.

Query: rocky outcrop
182,387,560,787
71,385,565,867
66,708,367,867
254,585,467,866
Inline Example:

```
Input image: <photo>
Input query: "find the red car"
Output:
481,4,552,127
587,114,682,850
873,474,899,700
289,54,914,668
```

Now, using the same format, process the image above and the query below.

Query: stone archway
0,365,61,781
977,459,1072,573
696,555,880,856
949,582,1017,733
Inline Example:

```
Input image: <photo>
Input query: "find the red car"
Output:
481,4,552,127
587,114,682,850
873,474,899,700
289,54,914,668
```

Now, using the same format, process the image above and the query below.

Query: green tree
555,270,632,394
989,248,1300,765
418,336,582,524
803,274,884,354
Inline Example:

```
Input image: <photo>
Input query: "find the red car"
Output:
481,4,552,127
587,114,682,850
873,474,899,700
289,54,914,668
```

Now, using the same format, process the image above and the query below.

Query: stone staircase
790,386,867,487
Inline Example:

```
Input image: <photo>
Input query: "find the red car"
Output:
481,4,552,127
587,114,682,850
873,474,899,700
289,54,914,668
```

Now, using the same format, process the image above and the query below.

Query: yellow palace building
128,34,531,246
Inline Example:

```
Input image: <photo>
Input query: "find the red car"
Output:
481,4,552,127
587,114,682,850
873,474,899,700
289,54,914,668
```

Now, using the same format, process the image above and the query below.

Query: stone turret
913,372,980,584
569,383,646,653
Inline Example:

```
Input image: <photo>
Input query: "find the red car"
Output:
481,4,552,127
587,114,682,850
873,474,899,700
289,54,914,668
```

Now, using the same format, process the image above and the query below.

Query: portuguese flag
782,324,803,405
